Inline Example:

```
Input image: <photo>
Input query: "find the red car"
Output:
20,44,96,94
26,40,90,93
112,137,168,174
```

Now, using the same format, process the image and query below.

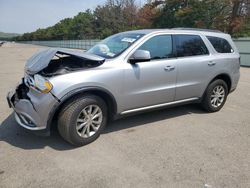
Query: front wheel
58,95,107,146
201,79,228,112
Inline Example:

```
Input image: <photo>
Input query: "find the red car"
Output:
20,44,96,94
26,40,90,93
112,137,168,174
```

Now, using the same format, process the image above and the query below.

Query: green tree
93,0,140,38
152,0,250,36
13,0,250,41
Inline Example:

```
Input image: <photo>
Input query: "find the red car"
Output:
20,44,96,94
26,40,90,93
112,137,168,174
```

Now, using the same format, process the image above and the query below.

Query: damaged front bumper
7,78,59,133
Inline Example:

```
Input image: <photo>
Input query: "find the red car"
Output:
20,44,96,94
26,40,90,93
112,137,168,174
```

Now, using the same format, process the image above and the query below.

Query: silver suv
7,29,240,146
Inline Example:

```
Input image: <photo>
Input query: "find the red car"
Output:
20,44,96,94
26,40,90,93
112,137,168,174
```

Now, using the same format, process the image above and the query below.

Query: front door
121,35,177,112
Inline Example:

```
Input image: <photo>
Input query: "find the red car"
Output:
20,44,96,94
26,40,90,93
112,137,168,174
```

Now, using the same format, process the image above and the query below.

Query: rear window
207,36,234,53
174,35,209,57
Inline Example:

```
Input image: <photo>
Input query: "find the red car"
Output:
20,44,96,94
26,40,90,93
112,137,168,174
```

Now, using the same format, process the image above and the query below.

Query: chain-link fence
19,38,250,66
20,40,101,50
233,38,250,67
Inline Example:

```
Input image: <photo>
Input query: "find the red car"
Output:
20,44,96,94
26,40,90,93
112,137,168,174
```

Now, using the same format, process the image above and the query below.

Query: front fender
46,86,118,131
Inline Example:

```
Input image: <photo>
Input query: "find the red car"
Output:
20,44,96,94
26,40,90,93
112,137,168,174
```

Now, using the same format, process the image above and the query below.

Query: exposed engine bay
24,48,105,76
40,52,104,76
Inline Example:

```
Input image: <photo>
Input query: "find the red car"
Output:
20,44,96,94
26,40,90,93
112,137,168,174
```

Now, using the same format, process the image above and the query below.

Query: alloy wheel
210,85,225,108
76,104,103,138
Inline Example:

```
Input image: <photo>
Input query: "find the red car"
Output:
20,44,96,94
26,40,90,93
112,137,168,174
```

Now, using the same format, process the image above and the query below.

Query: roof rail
172,28,223,33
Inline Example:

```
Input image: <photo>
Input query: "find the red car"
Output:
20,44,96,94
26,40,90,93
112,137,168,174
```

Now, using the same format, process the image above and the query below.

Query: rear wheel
58,95,107,146
201,79,228,112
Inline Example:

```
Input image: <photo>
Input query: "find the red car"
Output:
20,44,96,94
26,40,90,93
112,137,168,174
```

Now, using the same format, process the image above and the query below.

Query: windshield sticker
121,37,136,43
106,52,115,57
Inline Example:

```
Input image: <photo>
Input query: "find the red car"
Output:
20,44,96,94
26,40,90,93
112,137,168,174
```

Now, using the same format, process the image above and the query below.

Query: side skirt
113,97,200,120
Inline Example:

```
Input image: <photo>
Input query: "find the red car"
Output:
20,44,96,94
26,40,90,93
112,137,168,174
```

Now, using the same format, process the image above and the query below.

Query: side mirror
129,50,151,64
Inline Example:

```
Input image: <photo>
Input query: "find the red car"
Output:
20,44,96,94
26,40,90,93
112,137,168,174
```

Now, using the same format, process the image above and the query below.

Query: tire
58,95,107,146
201,79,228,112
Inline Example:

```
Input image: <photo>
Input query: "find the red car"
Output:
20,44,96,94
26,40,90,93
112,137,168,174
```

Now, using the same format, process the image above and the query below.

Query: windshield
87,33,145,58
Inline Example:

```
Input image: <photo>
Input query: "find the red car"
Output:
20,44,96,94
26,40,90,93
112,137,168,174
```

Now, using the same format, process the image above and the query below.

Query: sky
0,0,145,34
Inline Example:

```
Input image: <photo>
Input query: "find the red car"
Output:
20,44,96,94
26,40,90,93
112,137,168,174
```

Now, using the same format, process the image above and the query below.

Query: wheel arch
46,87,118,131
203,73,232,98
210,74,232,91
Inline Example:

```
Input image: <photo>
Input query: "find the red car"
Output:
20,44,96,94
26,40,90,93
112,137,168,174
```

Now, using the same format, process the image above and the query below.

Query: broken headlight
34,74,53,93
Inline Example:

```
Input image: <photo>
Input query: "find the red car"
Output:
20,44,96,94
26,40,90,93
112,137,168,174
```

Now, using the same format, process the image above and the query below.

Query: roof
172,28,222,33
122,28,229,36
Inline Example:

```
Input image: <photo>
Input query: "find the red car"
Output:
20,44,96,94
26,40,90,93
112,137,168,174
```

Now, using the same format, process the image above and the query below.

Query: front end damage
7,48,105,133
7,78,59,132
25,48,105,76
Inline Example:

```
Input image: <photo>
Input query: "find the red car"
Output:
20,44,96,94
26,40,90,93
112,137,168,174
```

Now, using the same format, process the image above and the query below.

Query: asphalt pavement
0,43,249,188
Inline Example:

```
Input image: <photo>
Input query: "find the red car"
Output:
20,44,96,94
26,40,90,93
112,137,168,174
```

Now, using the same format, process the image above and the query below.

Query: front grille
16,82,29,100
24,74,35,88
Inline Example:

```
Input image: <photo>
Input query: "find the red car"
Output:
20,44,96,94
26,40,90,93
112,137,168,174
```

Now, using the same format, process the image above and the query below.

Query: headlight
34,74,53,93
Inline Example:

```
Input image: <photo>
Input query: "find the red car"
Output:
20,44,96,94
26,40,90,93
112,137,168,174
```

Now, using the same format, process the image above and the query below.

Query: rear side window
174,35,209,57
207,36,234,53
138,35,173,60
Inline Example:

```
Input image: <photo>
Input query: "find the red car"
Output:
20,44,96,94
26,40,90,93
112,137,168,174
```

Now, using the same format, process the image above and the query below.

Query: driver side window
138,35,173,60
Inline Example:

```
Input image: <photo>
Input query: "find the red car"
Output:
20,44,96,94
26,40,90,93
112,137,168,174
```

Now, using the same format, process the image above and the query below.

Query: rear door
173,34,214,100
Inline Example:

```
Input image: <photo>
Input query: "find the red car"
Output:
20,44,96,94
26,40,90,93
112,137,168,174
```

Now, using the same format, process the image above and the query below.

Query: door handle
208,61,216,66
164,65,175,71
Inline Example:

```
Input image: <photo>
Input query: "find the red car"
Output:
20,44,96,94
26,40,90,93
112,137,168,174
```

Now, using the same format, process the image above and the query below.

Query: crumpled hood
25,48,105,75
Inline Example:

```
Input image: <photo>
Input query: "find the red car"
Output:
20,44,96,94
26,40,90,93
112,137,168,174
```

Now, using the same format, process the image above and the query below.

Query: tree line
15,0,250,41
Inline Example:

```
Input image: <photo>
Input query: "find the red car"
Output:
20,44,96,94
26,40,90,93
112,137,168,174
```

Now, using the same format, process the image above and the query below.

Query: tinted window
175,35,209,57
207,36,234,53
138,35,173,60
